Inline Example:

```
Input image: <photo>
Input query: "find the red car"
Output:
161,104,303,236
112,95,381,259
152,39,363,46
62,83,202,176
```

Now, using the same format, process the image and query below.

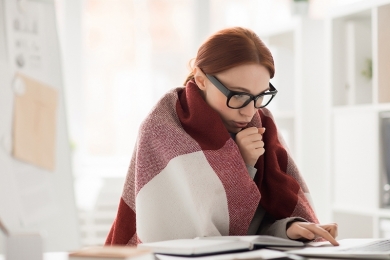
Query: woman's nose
239,100,257,117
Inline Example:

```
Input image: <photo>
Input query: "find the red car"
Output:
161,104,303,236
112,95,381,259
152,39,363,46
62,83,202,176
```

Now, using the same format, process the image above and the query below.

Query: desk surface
0,252,372,260
0,252,68,260
44,252,69,260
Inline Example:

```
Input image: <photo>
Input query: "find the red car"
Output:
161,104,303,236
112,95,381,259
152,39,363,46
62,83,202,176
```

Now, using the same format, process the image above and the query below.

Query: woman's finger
304,223,339,246
321,224,338,238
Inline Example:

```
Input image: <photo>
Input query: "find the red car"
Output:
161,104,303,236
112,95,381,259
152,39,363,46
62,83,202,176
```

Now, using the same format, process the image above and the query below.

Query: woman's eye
233,94,247,99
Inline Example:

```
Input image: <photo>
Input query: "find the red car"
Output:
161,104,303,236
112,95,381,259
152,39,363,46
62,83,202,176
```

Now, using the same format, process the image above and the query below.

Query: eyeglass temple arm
205,74,231,97
269,82,277,93
206,73,277,96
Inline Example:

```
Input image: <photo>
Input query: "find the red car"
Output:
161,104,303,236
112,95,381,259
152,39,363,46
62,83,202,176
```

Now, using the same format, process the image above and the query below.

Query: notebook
137,236,304,256
137,239,251,256
288,238,390,259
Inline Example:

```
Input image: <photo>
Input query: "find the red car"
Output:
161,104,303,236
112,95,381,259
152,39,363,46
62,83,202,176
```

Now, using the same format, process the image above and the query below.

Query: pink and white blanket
105,81,318,246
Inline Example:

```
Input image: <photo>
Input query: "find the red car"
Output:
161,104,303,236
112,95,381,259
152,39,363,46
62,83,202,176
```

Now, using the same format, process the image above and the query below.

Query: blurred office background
53,0,374,246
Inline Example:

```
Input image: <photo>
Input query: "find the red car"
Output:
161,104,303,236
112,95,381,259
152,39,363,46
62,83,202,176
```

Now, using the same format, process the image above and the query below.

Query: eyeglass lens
228,93,273,108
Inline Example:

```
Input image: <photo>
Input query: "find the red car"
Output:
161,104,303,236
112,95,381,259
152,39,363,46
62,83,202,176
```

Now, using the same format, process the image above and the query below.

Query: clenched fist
235,127,266,167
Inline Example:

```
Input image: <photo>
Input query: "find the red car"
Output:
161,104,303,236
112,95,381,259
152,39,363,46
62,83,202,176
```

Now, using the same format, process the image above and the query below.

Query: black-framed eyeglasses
205,74,278,109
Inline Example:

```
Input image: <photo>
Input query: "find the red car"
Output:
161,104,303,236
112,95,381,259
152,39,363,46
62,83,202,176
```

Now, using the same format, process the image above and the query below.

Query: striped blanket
105,80,318,246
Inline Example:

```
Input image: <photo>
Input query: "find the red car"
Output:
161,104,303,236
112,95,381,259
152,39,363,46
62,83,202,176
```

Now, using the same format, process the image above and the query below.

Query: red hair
184,27,275,85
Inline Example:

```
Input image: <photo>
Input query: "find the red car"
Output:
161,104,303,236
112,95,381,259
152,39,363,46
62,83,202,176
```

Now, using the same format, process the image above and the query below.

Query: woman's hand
235,127,266,167
287,222,339,246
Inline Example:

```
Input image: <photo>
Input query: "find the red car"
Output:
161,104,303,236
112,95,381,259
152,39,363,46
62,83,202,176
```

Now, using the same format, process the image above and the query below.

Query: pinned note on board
12,73,58,171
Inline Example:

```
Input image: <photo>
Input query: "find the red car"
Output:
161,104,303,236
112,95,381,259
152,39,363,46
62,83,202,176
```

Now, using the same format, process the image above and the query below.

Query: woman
105,27,338,246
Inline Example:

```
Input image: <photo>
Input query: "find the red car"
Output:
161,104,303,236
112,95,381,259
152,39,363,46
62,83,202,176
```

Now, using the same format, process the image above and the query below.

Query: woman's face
195,63,271,133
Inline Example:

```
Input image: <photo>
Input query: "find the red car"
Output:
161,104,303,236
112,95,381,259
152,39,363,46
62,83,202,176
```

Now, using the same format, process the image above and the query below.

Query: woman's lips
233,122,249,128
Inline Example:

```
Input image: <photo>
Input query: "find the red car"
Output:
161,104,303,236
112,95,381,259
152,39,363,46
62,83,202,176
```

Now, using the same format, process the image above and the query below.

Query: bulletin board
0,0,80,251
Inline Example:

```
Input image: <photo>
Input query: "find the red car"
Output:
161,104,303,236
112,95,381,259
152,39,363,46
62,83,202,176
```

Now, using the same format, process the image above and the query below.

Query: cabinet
260,17,331,223
327,0,390,239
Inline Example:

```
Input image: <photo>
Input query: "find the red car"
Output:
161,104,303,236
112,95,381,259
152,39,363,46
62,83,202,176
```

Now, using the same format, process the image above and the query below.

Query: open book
156,249,298,260
137,236,304,256
197,235,304,248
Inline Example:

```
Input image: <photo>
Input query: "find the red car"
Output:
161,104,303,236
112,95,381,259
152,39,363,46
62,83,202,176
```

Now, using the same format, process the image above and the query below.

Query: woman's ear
193,67,207,90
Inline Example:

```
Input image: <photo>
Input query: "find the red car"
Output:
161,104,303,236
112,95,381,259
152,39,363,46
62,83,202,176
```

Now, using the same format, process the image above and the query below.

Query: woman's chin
227,126,242,134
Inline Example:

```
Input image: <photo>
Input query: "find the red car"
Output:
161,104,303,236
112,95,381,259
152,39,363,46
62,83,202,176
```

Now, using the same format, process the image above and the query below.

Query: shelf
333,207,390,219
331,11,372,106
330,2,390,107
332,103,375,113
376,103,390,112
331,103,390,114
328,0,390,239
378,209,390,218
